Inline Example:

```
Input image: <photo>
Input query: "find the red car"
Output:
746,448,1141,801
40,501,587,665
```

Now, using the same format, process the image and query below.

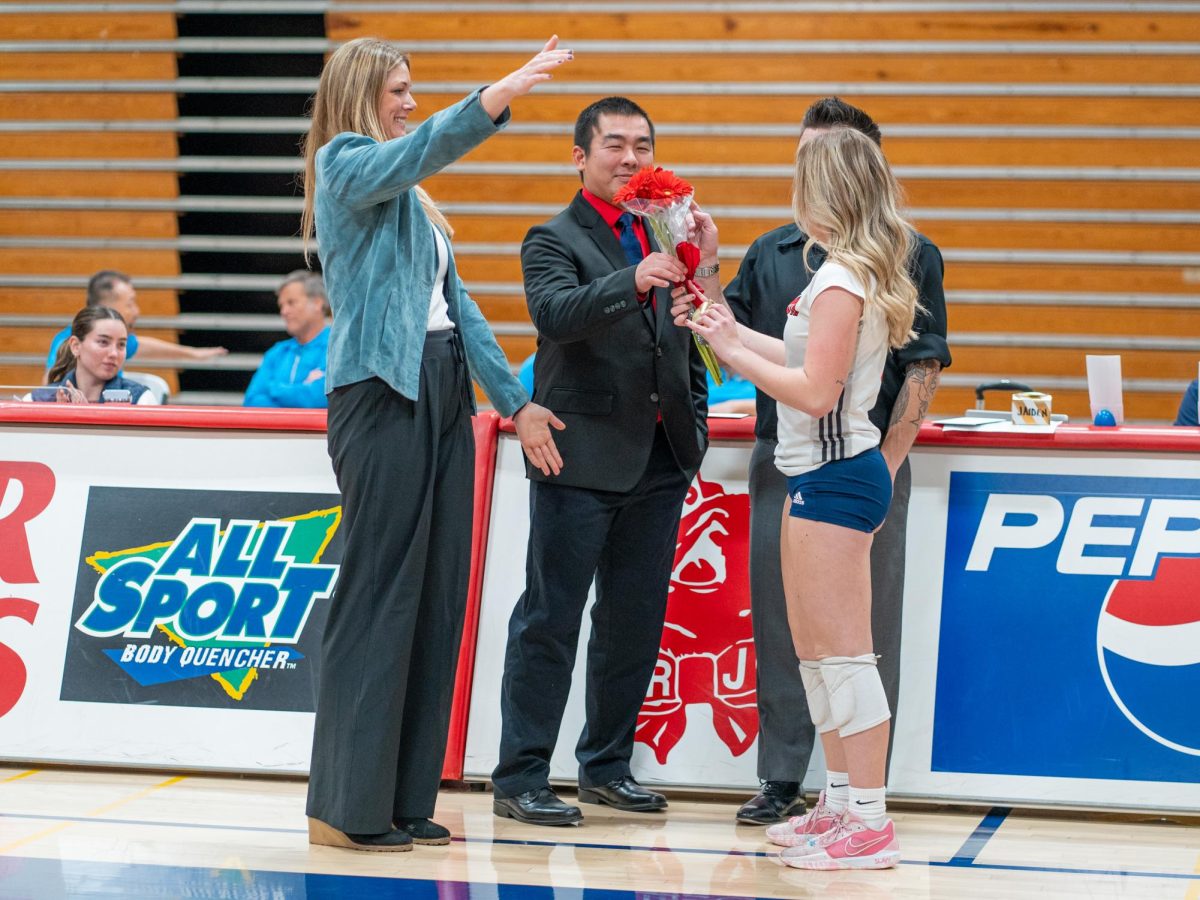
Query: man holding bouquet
492,96,709,826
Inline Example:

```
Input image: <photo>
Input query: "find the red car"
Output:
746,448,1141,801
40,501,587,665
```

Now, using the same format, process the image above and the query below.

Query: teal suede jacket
314,89,528,417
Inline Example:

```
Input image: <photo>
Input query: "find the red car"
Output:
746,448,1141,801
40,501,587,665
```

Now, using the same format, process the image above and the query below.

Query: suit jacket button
655,346,663,357
650,393,659,403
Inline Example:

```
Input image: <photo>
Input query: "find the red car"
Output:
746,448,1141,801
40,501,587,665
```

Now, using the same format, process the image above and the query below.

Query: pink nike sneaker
765,791,842,847
779,810,900,870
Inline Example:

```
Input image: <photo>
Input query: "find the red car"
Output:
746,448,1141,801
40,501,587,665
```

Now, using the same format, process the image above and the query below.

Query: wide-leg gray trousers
307,331,474,833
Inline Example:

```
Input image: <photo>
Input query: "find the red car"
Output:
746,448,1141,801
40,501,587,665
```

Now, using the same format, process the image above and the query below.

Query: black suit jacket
522,191,708,492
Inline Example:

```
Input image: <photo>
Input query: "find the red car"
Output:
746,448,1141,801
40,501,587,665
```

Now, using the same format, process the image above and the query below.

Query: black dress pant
307,331,474,833
493,425,691,797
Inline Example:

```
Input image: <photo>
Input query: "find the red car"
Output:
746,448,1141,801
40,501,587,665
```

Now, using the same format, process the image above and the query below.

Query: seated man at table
45,270,228,377
243,270,331,408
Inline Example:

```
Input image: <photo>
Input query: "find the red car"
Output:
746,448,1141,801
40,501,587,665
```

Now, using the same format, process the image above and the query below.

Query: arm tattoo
889,359,942,432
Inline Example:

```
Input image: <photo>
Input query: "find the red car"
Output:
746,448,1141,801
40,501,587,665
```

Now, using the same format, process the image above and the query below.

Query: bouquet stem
689,299,724,386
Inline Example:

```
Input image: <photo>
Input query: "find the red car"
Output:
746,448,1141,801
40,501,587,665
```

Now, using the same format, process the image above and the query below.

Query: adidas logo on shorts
792,489,804,505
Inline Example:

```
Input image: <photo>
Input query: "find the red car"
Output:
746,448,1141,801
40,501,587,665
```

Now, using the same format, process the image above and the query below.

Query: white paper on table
1086,355,1124,424
938,420,1062,434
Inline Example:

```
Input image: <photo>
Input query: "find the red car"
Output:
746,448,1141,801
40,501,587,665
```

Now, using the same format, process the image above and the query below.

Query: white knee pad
798,660,836,734
820,654,891,738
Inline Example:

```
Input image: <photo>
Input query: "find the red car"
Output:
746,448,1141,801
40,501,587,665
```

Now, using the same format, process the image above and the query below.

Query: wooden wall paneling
0,133,181,160
0,210,180,239
0,249,180,277
411,93,1200,127
441,213,1199,253
0,51,178,80
0,287,181,317
328,11,1200,43
422,173,1200,212
950,346,1197,379
392,51,1200,87
470,133,1200,169
0,171,180,198
0,94,178,120
0,13,177,41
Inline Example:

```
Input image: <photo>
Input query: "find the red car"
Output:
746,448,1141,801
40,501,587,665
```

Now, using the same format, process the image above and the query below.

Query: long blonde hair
792,128,919,349
300,37,452,263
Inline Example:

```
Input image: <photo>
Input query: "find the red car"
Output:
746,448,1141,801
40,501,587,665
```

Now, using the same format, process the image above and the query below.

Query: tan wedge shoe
307,817,413,852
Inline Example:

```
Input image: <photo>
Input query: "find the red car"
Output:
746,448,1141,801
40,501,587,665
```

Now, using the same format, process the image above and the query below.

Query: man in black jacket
492,97,709,826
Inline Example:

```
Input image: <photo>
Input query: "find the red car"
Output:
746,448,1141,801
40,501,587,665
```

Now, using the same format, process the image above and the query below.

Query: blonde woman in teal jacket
302,36,571,852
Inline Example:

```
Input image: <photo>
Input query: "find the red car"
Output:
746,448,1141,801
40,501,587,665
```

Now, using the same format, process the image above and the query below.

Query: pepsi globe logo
1097,555,1200,756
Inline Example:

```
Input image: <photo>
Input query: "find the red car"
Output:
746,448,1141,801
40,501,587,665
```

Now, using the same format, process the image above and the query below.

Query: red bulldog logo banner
636,474,758,763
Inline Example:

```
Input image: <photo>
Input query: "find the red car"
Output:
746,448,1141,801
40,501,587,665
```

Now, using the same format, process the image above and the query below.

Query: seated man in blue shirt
46,269,228,377
243,270,331,408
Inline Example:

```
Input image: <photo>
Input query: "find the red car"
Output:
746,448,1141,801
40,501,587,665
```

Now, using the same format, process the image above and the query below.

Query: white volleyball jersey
774,260,889,476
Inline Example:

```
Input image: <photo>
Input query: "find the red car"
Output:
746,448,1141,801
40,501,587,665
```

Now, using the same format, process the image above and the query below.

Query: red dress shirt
581,188,653,308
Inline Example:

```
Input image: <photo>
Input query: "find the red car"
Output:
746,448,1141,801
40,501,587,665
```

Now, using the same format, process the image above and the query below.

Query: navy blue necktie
616,213,645,267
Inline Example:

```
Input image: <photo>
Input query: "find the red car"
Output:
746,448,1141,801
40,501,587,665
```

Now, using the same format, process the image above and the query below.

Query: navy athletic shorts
784,447,892,533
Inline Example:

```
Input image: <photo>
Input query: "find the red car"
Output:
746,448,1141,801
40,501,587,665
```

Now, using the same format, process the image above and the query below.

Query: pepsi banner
934,471,1200,784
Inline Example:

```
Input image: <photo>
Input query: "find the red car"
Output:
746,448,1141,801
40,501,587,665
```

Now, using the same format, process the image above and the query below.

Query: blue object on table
708,369,755,404
1093,408,1117,427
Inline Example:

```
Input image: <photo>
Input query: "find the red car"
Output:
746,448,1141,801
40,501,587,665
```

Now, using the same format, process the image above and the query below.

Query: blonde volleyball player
675,128,919,870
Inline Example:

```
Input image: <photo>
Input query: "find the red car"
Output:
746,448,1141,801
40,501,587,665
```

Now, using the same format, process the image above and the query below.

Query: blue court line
944,805,1011,865
926,859,1200,882
1,810,1197,885
0,856,761,900
455,834,766,858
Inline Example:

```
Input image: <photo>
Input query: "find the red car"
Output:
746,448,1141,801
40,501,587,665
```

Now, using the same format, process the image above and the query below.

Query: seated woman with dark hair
39,307,159,405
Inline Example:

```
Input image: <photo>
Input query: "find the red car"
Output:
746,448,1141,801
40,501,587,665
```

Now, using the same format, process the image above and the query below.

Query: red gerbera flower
612,166,695,205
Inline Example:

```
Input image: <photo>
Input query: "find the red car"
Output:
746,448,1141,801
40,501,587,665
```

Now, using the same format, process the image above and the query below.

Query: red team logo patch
636,474,758,763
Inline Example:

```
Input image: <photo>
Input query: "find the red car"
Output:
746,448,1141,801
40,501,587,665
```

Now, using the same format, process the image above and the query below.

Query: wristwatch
694,262,720,277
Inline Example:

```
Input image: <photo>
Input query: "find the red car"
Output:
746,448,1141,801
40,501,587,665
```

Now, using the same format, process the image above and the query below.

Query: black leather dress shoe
735,781,805,824
493,787,583,826
577,776,667,812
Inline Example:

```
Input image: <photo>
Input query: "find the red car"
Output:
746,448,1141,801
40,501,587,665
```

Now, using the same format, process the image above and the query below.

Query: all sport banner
61,486,342,712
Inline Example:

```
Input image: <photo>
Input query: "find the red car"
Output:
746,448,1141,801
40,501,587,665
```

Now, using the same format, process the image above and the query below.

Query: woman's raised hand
481,36,574,119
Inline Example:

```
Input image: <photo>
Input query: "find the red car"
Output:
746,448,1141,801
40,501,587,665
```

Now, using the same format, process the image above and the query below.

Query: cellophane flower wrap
613,166,722,386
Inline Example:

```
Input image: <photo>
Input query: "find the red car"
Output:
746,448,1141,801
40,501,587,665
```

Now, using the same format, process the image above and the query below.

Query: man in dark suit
492,96,709,826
